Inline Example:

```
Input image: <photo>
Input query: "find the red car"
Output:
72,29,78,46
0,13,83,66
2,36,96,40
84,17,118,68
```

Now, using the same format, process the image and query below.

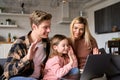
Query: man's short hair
29,10,52,26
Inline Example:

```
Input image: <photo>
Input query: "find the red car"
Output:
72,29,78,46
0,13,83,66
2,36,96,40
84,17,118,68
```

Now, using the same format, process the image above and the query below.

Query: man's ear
32,23,38,30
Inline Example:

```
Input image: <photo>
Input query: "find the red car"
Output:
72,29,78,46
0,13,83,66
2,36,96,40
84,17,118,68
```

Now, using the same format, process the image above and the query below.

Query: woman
69,17,99,69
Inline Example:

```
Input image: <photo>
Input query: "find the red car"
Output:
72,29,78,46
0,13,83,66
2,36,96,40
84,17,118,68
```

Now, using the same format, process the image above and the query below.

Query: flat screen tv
94,2,120,34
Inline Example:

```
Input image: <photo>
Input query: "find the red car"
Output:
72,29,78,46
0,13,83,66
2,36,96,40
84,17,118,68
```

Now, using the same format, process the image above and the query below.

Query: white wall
0,0,81,41
86,0,120,53
1,0,120,54
0,14,31,42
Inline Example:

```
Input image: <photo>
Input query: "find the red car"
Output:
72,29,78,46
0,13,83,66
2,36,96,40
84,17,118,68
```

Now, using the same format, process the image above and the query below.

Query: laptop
80,54,111,80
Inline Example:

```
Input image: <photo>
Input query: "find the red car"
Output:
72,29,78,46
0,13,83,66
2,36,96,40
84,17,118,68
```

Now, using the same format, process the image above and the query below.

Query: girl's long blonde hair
70,17,96,47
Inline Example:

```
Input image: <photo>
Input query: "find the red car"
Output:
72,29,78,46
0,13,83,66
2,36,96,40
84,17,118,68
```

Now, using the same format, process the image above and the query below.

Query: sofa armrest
0,58,7,76
0,64,4,76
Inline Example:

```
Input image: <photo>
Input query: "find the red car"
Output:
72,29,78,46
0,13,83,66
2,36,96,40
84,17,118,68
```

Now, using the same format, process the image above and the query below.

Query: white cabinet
0,43,12,58
0,13,29,28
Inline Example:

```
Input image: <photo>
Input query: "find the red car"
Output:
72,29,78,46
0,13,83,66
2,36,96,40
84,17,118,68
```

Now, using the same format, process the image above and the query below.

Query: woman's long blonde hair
70,16,96,47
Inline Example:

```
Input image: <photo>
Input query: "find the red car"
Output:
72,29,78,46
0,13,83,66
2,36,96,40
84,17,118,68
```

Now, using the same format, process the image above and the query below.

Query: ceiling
0,0,106,7
50,0,92,7
0,0,106,13
68,0,92,3
50,0,106,9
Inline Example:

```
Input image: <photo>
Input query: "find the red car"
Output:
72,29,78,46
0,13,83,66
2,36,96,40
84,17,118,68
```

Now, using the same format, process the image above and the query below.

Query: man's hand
26,40,38,60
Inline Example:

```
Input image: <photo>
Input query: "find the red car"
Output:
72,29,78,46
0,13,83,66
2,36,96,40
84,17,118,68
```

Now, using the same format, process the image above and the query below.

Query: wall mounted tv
94,2,120,34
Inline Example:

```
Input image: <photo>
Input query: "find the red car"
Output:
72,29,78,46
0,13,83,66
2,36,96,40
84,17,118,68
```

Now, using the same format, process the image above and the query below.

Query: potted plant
13,36,17,41
7,33,11,42
6,19,11,25
0,7,4,13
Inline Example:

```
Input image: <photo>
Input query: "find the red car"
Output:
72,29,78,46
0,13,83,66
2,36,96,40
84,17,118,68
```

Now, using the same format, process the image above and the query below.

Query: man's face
33,20,51,40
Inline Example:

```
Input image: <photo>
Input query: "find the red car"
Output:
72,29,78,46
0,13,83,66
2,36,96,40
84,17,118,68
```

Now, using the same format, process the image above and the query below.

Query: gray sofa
1,55,120,80
0,58,7,76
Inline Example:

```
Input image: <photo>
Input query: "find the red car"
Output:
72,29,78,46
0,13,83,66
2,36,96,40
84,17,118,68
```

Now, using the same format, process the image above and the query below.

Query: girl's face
72,23,85,39
54,39,69,54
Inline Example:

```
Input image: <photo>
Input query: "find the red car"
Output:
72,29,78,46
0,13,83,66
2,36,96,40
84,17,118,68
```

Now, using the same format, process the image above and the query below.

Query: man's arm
3,43,32,79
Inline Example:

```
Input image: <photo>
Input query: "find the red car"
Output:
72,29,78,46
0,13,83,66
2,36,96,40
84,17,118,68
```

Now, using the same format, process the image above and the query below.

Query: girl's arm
44,56,73,78
68,46,78,67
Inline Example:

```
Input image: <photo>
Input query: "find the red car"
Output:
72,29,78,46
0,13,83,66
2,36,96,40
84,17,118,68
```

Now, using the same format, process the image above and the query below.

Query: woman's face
72,23,85,39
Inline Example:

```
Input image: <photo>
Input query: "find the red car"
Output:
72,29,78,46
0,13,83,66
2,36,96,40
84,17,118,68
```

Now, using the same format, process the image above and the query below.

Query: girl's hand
26,40,39,60
68,46,74,65
68,46,78,67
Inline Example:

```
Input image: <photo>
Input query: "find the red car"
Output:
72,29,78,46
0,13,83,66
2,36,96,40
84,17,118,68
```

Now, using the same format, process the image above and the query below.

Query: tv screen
94,2,120,34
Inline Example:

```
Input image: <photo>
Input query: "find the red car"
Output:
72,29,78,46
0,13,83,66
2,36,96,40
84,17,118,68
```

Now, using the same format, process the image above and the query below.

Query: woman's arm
92,39,99,55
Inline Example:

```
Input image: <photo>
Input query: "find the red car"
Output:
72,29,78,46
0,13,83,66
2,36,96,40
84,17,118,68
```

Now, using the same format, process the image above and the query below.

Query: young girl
43,34,79,80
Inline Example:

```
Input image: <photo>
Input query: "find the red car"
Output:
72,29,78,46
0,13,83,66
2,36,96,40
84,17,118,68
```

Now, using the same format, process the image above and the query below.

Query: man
0,10,52,80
